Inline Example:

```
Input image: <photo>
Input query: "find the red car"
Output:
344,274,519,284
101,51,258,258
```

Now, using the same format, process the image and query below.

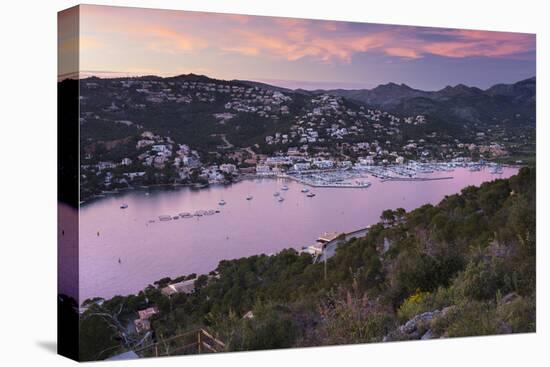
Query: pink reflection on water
79,166,518,301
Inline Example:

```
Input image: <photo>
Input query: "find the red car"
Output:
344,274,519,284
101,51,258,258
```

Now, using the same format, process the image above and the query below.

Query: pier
380,176,454,183
283,172,372,189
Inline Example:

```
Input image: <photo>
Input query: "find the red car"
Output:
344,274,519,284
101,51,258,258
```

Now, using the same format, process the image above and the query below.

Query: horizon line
58,70,536,92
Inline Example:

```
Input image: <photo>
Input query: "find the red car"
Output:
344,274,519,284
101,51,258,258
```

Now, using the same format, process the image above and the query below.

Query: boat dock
284,172,372,189
380,176,454,183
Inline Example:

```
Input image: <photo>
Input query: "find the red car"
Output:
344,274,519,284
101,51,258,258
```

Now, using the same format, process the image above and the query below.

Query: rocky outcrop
384,306,456,342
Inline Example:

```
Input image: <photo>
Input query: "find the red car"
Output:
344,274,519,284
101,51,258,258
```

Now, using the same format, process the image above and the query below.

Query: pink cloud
217,19,533,63
221,46,260,56
77,5,535,64
145,27,208,52
384,47,421,59
232,27,388,63
416,29,534,58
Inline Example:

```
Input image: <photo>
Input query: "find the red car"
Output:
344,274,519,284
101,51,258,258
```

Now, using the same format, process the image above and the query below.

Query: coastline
80,162,522,206
78,165,522,302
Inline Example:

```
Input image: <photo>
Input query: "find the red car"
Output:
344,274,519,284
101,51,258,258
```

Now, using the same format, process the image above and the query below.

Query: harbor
281,161,508,188
79,165,519,301
81,161,511,205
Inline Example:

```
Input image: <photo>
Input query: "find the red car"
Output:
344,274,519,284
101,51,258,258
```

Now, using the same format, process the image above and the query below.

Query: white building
121,158,133,166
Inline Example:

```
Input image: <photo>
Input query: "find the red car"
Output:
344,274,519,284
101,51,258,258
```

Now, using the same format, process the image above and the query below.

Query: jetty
285,172,372,189
380,176,453,183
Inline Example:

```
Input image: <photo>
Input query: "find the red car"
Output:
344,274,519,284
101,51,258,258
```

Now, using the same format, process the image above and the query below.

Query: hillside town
78,75,530,201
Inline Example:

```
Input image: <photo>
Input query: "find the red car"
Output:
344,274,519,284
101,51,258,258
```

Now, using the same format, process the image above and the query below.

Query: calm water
78,167,517,301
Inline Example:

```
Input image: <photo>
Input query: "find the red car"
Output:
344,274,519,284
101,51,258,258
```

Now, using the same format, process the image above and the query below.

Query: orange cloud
80,36,103,50
147,27,206,50
118,26,209,54
221,46,260,56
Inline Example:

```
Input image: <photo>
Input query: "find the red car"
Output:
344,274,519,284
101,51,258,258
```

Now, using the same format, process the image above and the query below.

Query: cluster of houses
86,77,295,122
224,89,292,120
260,94,427,150
79,77,516,198
256,155,351,176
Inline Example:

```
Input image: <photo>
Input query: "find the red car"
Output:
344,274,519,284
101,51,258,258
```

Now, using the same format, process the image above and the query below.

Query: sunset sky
59,5,536,90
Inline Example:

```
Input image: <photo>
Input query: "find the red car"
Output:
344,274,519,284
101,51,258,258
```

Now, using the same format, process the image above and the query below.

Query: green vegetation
79,167,535,360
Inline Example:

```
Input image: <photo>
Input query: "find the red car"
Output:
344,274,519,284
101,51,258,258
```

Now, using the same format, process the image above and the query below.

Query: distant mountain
321,83,429,108
485,77,536,104
233,79,294,94
319,77,536,126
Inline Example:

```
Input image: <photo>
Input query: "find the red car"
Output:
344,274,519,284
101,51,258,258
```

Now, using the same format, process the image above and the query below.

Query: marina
79,165,519,301
284,161,507,188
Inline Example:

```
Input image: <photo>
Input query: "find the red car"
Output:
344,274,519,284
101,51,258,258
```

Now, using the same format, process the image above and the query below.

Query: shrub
452,260,511,301
397,289,430,321
397,286,455,322
497,295,536,333
431,301,499,337
316,286,395,345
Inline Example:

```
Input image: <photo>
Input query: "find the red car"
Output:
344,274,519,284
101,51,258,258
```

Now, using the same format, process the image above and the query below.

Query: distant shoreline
79,163,522,206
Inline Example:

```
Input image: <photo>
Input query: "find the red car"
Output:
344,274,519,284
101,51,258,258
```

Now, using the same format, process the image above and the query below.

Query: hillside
322,77,536,127
77,167,536,360
66,74,535,200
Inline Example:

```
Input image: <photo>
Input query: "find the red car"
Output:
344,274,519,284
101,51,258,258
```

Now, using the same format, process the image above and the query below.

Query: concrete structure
161,278,196,296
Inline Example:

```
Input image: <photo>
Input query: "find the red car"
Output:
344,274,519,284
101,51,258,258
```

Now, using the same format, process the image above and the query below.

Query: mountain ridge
75,73,536,127
316,77,536,125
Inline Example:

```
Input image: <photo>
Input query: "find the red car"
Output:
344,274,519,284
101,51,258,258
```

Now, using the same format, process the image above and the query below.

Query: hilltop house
134,306,159,333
